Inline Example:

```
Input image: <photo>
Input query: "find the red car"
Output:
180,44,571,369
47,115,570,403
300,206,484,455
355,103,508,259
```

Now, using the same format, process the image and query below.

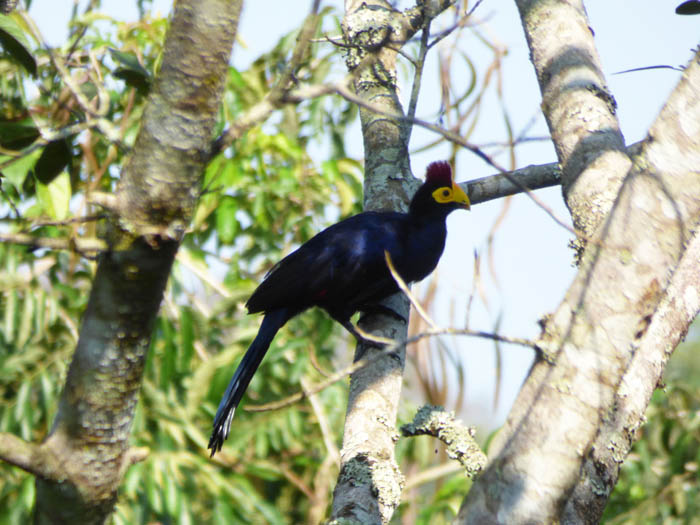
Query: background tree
0,1,698,524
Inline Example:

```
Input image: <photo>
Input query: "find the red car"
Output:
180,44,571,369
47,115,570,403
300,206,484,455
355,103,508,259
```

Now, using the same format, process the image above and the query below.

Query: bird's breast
397,222,447,283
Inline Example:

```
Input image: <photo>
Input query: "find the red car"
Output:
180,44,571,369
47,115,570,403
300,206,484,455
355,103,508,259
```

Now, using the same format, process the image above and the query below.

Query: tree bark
457,2,700,517
31,1,242,523
330,1,454,523
514,0,631,241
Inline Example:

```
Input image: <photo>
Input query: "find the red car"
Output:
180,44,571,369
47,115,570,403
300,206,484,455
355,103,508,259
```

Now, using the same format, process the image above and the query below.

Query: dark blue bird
209,161,470,454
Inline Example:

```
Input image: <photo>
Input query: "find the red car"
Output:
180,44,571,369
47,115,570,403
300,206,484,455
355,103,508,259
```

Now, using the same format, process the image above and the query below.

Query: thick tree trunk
30,1,242,523
457,1,700,521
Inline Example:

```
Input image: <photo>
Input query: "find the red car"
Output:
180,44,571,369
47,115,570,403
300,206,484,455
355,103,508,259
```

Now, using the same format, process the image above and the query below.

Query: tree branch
401,405,486,479
511,0,631,243
331,2,455,522
0,433,58,480
459,43,700,525
0,232,107,255
560,51,700,525
563,222,700,523
31,1,243,523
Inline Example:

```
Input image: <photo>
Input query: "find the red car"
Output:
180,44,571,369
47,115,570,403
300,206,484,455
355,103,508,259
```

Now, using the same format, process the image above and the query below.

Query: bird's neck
408,207,451,226
407,210,449,243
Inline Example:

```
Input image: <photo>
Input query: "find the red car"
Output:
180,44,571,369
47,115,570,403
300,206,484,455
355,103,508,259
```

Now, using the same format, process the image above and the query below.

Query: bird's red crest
425,161,453,186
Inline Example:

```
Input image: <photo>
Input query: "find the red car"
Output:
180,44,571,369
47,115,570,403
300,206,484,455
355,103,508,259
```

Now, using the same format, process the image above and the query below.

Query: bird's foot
360,304,407,324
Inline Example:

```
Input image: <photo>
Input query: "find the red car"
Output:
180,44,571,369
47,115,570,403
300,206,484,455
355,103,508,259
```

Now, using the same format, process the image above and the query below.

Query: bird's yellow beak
452,181,471,209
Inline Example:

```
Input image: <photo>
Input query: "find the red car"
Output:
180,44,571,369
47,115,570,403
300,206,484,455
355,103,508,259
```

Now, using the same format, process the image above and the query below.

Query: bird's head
410,161,470,216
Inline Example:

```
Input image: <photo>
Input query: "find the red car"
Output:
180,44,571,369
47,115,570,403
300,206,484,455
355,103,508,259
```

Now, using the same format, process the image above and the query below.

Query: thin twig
427,6,475,50
301,377,340,463
613,64,684,74
0,232,107,254
404,461,463,490
25,214,105,227
209,0,322,158
467,0,486,17
176,248,232,299
0,184,20,218
384,250,439,331
403,17,432,145
0,120,95,172
19,11,123,145
246,326,536,413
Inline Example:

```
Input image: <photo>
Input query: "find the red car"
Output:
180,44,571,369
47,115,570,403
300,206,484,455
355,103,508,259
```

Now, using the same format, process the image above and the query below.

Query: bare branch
0,433,60,480
0,232,107,254
385,250,439,330
401,405,486,479
246,326,536,413
209,1,322,158
464,161,560,204
403,17,432,144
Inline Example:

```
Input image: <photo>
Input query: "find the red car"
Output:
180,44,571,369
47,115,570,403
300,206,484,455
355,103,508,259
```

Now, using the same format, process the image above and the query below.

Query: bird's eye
432,186,454,203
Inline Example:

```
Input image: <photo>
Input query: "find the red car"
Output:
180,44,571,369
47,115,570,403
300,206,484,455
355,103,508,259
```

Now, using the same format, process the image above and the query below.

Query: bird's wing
246,212,407,314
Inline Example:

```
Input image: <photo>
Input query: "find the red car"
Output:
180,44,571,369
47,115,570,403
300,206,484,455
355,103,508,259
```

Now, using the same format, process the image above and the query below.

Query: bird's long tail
208,308,289,455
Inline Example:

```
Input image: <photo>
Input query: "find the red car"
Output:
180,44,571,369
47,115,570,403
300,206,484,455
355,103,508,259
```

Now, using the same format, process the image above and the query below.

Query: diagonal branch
208,0,322,159
459,36,700,525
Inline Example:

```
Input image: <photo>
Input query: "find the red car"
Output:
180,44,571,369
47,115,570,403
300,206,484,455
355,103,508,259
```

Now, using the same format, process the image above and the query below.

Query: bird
208,161,470,455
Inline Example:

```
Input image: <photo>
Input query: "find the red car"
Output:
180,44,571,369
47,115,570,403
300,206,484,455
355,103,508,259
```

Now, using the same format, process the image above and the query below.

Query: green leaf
113,67,152,94
215,197,238,244
228,67,245,89
13,381,29,422
245,462,282,482
39,371,52,417
16,290,33,348
159,318,176,388
0,13,37,75
1,148,41,190
179,308,195,371
4,288,16,342
35,171,71,220
145,463,163,514
163,466,179,517
109,47,151,94
0,120,40,150
34,138,72,185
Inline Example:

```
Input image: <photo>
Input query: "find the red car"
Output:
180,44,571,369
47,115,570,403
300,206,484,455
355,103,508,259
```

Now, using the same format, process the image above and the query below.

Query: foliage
0,6,354,524
6,2,697,524
0,4,477,524
604,322,700,525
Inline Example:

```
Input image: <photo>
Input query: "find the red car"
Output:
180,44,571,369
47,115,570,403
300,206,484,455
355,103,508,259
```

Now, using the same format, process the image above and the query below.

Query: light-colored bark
458,19,700,522
562,205,700,523
330,1,454,523
514,0,631,242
